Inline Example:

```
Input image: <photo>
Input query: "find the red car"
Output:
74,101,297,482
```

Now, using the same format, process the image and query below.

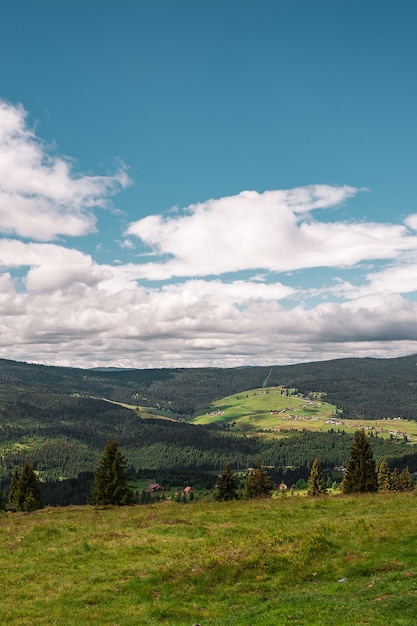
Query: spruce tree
391,467,400,491
377,459,391,493
342,430,377,494
307,458,327,496
244,458,275,499
8,466,21,509
215,461,238,501
399,467,414,492
8,462,42,511
92,438,134,506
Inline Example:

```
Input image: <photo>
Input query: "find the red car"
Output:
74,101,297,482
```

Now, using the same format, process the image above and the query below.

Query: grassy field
191,387,417,441
1,493,417,625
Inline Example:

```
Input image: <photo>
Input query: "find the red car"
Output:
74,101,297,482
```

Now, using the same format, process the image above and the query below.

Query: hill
1,493,417,625
1,355,417,504
1,353,417,420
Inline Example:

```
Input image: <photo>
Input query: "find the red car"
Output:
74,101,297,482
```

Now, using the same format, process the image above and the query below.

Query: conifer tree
399,467,414,492
342,430,377,494
377,459,391,493
8,466,21,509
8,462,42,511
91,438,134,506
244,458,275,499
391,467,400,491
215,461,238,501
307,458,327,496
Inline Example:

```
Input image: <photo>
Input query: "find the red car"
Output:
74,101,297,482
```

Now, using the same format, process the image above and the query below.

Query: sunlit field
192,387,417,441
1,493,417,625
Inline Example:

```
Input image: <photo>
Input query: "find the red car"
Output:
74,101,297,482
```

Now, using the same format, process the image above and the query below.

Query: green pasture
1,493,417,625
191,387,417,441
100,398,178,421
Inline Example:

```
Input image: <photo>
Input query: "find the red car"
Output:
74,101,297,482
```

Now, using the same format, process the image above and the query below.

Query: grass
1,493,417,625
191,387,417,441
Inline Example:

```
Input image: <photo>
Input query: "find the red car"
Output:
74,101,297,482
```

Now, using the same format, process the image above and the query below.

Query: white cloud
125,187,417,280
1,99,417,368
0,100,130,240
404,214,417,230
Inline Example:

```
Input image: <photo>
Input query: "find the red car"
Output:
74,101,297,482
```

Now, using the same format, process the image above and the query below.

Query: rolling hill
1,354,417,504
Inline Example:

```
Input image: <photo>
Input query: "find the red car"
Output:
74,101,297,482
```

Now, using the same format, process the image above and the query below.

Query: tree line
2,430,414,513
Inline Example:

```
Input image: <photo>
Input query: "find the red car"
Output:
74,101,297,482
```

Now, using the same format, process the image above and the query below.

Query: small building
147,483,164,492
183,485,193,495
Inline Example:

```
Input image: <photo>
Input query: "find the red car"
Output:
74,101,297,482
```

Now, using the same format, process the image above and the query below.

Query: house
147,483,164,492
183,486,193,495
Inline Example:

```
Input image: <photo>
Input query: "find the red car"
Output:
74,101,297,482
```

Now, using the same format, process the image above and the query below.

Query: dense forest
1,355,417,505
1,354,417,419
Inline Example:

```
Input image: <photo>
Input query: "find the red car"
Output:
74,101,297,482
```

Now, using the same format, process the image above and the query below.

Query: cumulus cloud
1,275,417,369
125,187,417,279
0,100,130,240
1,98,417,368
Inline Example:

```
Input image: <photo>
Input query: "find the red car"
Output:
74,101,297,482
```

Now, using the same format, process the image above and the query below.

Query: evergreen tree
391,467,400,491
377,459,391,493
91,439,134,506
307,458,327,496
215,461,238,501
8,466,21,509
399,467,414,492
244,458,275,499
342,430,377,494
8,462,42,511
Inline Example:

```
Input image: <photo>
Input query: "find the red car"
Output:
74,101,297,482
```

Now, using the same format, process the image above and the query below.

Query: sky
1,0,417,369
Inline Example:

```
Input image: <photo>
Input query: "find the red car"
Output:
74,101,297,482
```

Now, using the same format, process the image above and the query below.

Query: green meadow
192,387,417,441
1,493,417,625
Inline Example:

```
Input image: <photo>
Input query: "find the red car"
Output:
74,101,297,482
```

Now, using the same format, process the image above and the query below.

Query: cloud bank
1,99,417,368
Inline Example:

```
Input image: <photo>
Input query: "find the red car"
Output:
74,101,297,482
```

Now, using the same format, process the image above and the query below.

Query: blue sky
1,0,417,368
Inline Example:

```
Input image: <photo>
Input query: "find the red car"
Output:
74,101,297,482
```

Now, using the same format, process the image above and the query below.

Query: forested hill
1,355,417,503
1,354,417,420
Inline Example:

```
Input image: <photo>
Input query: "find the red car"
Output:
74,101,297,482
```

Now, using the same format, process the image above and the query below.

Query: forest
1,355,417,505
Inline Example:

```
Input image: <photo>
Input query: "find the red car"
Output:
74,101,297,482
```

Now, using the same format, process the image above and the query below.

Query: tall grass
1,493,416,625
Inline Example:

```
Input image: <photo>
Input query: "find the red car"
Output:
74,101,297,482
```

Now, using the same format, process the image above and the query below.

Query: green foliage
295,478,307,490
215,461,238,501
342,430,378,494
307,458,327,496
398,466,414,491
392,466,414,492
378,459,391,492
244,458,275,499
1,357,417,508
8,462,42,511
91,439,134,506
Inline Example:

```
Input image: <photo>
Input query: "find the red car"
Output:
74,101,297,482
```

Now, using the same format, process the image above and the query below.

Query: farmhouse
147,483,164,492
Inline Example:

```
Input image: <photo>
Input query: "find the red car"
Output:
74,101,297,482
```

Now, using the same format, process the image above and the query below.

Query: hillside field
1,493,417,625
192,387,417,441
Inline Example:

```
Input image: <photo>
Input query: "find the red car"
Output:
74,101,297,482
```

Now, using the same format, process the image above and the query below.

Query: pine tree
399,467,414,492
8,462,42,511
244,458,275,499
342,430,377,494
307,458,327,496
215,461,238,501
8,466,21,509
91,439,134,506
377,459,391,493
391,467,400,491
